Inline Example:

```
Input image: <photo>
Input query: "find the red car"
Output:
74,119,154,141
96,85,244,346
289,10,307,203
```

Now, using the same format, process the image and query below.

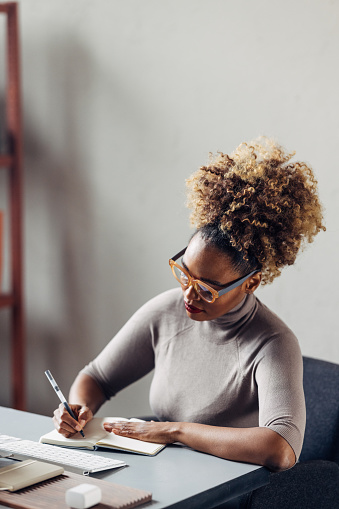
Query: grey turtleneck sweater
81,288,306,459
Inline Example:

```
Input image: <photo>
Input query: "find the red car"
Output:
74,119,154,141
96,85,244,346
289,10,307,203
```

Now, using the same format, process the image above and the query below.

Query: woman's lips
184,301,203,314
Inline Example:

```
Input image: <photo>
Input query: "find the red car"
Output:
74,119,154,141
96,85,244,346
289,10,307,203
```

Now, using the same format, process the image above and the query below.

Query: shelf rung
0,3,15,14
0,154,14,168
0,293,15,307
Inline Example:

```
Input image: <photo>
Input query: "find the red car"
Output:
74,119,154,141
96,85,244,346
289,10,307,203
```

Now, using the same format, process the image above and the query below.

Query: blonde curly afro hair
186,137,325,284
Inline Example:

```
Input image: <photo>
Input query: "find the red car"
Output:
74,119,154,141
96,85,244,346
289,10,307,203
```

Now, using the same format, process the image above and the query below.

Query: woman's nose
184,282,200,301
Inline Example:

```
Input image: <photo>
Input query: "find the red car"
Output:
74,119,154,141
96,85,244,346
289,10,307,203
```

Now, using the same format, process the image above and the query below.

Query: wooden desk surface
0,407,269,508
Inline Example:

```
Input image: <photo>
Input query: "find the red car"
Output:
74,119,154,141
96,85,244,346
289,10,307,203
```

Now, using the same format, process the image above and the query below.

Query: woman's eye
198,284,213,300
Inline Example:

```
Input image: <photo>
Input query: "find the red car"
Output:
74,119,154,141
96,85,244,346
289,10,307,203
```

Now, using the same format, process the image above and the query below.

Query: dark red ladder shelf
0,2,25,410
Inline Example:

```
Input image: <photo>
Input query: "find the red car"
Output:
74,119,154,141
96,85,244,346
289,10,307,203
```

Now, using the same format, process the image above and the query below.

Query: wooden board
0,470,152,509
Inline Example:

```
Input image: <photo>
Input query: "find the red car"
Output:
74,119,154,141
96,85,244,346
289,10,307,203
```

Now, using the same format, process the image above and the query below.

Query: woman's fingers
103,420,175,444
53,403,92,437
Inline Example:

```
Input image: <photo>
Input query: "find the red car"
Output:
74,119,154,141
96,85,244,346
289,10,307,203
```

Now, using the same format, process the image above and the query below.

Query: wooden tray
0,470,152,509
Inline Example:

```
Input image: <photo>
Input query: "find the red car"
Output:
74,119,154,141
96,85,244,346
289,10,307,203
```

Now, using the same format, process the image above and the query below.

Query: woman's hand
53,403,93,438
103,420,178,445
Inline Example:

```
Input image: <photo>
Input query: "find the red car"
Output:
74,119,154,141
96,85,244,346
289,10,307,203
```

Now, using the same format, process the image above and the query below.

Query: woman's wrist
171,421,186,443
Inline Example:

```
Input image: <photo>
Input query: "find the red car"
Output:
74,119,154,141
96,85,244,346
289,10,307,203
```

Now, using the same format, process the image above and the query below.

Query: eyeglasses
169,247,258,303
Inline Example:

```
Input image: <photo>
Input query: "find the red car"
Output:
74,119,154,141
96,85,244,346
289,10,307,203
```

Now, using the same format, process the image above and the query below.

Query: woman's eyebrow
182,259,227,288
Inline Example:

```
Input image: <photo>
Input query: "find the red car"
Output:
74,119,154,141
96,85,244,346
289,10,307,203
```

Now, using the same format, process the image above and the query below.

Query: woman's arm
103,420,296,472
69,372,106,413
53,373,106,437
52,297,159,437
174,422,296,471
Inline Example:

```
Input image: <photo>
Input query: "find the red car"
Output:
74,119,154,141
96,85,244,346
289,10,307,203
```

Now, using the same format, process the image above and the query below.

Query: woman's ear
244,272,262,294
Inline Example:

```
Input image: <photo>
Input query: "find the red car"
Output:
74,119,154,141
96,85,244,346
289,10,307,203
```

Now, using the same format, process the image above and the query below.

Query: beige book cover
39,417,165,456
0,460,64,492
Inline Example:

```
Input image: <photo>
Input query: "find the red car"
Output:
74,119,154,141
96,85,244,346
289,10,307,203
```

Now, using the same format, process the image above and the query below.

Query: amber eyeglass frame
169,247,259,303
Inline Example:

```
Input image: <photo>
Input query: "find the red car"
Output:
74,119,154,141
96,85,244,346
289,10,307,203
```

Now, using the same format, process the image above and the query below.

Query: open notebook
40,418,165,456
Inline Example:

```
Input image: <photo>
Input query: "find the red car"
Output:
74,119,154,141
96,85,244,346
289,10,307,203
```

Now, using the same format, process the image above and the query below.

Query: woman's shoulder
234,294,300,362
143,287,183,308
250,296,301,357
127,288,191,342
132,288,185,321
251,296,295,334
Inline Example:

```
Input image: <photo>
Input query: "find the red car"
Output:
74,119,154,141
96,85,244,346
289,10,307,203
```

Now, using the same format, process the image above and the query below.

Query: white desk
0,407,269,508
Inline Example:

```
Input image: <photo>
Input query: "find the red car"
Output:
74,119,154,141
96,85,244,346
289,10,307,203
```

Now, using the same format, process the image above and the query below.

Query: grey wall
0,0,338,418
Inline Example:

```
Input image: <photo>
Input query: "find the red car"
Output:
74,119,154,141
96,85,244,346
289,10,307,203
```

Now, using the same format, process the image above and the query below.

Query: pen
44,369,85,438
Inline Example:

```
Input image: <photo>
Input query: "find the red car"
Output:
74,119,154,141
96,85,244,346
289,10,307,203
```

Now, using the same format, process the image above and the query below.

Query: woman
53,137,325,472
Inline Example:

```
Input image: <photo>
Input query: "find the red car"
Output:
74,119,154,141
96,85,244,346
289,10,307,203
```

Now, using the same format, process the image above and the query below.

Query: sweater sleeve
80,303,156,400
254,333,306,460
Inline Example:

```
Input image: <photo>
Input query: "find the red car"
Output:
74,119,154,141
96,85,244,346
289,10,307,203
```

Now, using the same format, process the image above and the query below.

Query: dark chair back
300,356,339,464
236,357,339,509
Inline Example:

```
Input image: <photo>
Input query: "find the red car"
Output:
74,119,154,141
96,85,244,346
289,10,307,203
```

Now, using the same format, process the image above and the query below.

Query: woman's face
181,233,259,321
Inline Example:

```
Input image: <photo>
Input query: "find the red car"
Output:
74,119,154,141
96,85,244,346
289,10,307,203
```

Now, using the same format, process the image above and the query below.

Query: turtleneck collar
211,293,257,328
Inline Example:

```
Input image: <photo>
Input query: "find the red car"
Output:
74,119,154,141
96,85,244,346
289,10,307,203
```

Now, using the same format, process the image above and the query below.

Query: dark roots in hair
186,137,326,284
193,223,260,277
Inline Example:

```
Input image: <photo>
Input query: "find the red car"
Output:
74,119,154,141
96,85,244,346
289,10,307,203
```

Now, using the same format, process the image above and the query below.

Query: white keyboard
0,434,126,475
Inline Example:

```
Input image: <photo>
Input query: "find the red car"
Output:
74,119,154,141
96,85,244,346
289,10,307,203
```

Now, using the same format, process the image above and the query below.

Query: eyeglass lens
172,264,214,302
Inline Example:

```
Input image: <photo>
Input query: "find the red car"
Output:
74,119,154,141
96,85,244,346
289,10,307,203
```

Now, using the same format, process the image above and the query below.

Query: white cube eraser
65,483,102,509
